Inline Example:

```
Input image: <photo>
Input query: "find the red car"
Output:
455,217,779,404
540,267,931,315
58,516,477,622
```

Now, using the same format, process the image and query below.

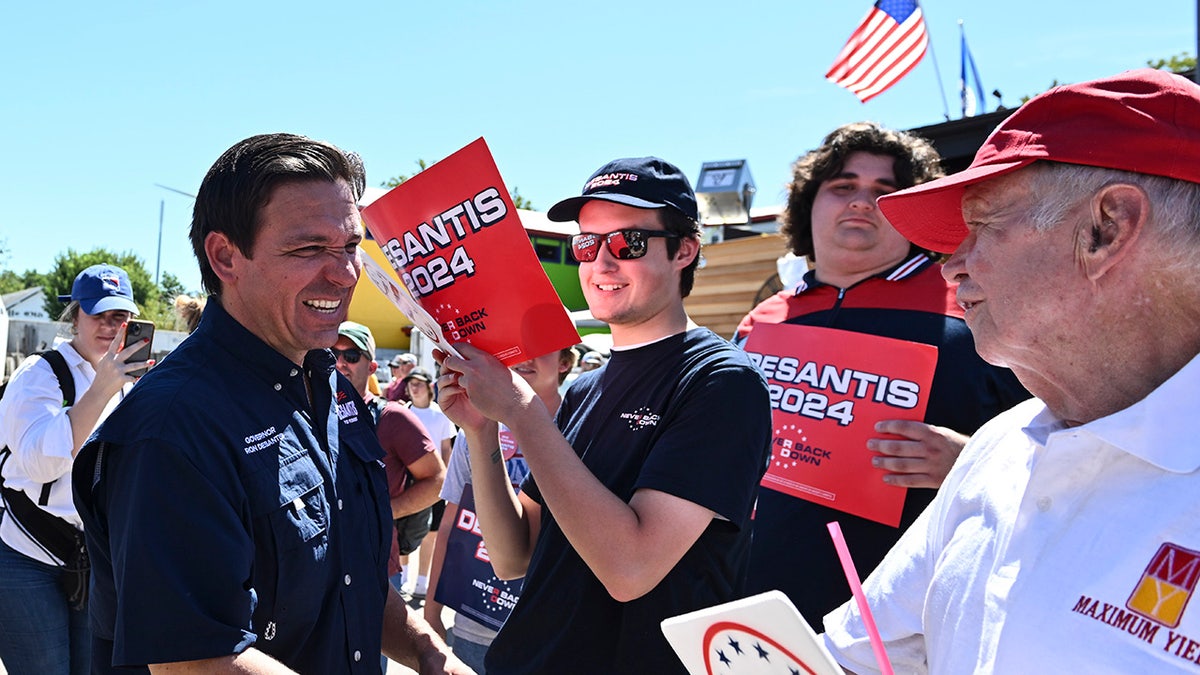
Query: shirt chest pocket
245,431,330,554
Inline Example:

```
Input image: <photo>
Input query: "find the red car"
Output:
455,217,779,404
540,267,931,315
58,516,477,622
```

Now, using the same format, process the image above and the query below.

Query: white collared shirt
0,343,126,564
823,352,1200,673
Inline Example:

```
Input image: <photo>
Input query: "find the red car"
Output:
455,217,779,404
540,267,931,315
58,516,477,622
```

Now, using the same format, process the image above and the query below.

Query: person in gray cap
823,69,1200,673
437,157,772,674
578,351,604,372
386,353,417,403
0,263,146,674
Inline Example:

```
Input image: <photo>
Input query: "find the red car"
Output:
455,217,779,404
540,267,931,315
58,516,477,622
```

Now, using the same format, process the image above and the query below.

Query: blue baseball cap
547,157,699,223
57,264,140,316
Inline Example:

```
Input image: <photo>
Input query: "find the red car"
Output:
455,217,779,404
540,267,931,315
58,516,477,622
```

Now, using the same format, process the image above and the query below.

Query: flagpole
918,1,952,121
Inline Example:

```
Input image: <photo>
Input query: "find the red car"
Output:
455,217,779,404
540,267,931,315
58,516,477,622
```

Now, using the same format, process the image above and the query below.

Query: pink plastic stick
827,521,894,675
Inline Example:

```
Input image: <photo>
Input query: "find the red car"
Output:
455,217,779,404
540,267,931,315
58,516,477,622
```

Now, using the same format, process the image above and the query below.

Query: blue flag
960,22,986,117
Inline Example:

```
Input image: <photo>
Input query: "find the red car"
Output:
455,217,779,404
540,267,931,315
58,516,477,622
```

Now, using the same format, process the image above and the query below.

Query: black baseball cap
547,157,698,223
404,367,434,384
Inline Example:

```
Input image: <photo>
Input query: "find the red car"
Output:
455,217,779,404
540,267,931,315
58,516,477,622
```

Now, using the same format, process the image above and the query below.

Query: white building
1,287,51,322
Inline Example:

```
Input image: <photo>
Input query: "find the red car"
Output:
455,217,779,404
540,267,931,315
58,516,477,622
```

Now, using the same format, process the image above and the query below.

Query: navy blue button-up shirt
74,298,391,673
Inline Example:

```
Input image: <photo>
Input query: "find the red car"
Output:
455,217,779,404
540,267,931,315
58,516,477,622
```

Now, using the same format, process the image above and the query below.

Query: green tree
0,268,46,296
42,248,176,325
510,188,534,210
1021,54,1197,104
1147,52,1196,74
155,271,193,331
382,159,535,209
157,271,187,304
381,159,432,188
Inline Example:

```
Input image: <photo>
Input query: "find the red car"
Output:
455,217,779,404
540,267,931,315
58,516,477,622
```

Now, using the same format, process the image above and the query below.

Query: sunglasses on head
568,229,680,263
331,347,364,364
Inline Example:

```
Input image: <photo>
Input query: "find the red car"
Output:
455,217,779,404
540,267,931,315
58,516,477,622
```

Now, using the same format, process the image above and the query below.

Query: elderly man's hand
867,420,968,489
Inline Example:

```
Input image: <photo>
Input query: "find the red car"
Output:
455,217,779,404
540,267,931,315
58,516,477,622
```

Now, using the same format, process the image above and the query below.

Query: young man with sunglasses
436,157,772,674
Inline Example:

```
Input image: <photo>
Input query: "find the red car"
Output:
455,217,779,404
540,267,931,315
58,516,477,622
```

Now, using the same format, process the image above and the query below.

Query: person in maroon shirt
335,324,444,580
384,353,416,403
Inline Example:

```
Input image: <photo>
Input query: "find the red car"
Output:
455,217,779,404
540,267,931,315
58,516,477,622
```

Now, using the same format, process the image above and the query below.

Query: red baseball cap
878,68,1200,253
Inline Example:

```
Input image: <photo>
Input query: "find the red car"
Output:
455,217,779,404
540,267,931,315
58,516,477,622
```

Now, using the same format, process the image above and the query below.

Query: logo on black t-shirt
619,406,661,431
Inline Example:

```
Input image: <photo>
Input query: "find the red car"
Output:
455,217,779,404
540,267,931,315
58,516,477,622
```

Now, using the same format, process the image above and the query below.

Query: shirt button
344,574,352,586
290,368,299,377
337,498,344,511
1036,497,1052,512
354,651,362,662
273,383,282,391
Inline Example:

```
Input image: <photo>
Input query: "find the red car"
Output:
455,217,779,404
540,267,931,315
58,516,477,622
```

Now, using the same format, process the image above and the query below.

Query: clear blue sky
1,0,1191,294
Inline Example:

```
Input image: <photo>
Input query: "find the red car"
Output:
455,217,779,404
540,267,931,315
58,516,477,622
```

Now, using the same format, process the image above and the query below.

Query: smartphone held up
123,319,155,377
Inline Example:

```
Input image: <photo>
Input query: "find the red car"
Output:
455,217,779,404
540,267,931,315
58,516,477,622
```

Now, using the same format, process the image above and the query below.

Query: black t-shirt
485,328,772,675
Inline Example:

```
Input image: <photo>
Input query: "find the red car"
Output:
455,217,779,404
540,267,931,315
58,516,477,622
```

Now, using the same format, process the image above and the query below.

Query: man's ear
1078,183,1148,281
674,235,701,269
368,361,378,376
205,231,241,286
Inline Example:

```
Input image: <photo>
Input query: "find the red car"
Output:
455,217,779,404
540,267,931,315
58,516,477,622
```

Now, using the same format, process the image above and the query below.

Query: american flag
826,0,929,103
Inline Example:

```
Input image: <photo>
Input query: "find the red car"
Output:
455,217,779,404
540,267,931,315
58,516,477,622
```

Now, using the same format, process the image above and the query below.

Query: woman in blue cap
0,263,149,675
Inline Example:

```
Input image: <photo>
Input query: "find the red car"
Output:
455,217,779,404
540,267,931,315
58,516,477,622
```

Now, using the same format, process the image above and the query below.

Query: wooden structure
684,232,788,339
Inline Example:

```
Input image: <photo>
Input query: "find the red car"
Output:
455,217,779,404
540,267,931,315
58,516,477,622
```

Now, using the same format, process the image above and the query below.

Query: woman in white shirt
0,264,148,675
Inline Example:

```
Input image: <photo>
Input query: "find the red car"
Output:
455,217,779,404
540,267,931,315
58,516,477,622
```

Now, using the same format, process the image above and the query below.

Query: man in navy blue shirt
73,134,469,674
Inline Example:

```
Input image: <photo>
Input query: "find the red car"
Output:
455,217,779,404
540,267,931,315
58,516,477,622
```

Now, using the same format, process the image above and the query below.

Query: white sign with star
661,591,844,675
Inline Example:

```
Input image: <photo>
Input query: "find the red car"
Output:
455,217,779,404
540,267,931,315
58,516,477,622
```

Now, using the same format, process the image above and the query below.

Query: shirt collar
199,297,336,389
791,252,936,295
56,341,88,371
1027,351,1200,473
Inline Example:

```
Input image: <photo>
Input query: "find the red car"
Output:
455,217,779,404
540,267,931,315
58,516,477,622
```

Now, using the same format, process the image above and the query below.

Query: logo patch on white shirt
1071,541,1200,665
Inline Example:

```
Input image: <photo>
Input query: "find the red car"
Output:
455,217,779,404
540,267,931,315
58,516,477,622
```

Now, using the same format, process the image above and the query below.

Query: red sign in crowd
361,137,579,365
743,323,937,526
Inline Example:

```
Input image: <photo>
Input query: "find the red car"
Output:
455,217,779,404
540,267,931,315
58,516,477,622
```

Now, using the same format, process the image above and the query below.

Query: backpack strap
36,350,76,407
25,351,76,506
0,348,85,563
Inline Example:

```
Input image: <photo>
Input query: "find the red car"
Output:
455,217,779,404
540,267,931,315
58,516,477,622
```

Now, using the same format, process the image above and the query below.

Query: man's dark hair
781,122,944,260
190,133,366,294
659,207,703,298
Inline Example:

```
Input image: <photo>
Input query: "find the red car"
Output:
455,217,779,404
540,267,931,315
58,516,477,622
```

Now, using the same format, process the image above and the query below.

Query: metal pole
156,200,164,287
918,1,952,121
152,184,196,288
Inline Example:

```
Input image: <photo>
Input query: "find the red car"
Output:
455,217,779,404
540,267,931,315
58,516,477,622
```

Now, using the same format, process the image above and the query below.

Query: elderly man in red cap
822,69,1200,673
